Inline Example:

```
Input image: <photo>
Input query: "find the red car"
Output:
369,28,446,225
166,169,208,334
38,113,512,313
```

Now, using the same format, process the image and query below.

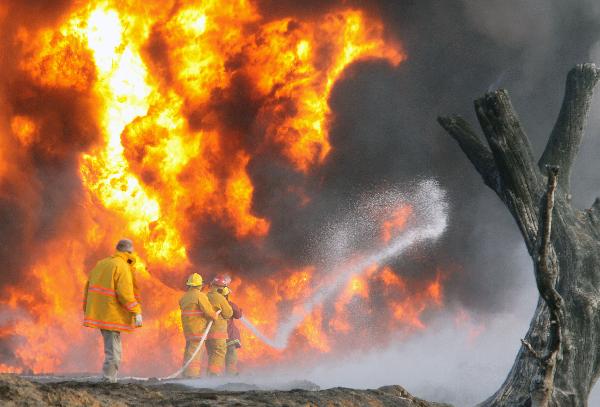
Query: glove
134,314,143,327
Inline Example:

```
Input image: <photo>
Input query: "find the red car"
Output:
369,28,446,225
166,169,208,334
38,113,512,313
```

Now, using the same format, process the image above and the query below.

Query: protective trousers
100,329,122,382
225,344,238,375
205,338,226,375
182,340,202,378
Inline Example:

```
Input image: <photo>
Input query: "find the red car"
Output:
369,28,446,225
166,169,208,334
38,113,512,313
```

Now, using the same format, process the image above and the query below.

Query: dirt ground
0,374,453,406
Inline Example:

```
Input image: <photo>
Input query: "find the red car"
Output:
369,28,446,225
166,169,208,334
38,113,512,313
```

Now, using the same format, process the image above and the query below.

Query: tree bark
438,63,600,406
526,165,563,407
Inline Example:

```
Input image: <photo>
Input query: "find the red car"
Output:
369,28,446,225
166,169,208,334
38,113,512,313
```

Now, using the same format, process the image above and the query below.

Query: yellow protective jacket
83,252,142,332
207,288,233,339
179,287,218,340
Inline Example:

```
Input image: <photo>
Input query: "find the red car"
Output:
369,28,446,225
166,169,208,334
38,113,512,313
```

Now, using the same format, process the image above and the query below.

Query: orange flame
402,273,443,328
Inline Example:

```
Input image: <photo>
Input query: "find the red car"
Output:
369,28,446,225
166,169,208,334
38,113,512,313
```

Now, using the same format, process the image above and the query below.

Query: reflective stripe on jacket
83,252,141,332
207,288,233,339
179,287,217,340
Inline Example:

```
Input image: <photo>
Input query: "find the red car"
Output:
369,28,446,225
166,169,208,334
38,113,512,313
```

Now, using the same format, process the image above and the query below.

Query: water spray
241,180,449,350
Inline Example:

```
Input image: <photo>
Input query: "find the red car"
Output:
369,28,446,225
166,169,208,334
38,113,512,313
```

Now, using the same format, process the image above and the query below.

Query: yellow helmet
186,273,203,287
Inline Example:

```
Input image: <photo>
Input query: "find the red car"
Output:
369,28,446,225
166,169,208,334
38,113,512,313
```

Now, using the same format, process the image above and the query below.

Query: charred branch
537,167,560,292
437,115,500,193
539,64,600,193
518,168,564,407
521,338,543,360
529,166,564,407
473,90,544,252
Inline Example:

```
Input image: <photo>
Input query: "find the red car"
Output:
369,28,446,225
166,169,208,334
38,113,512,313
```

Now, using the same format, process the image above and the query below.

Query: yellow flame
78,6,187,266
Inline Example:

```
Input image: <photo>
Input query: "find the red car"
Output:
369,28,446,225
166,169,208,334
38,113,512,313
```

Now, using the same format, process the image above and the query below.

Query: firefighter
223,286,243,376
83,239,142,383
178,272,218,378
206,275,233,376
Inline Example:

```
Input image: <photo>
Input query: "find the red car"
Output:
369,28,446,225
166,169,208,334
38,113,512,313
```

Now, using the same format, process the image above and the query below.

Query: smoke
178,242,536,405
0,1,99,291
248,0,600,401
0,1,597,311
294,301,537,406
247,0,600,310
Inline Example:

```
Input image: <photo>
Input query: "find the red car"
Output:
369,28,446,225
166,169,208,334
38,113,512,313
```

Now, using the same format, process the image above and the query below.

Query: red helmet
211,274,231,287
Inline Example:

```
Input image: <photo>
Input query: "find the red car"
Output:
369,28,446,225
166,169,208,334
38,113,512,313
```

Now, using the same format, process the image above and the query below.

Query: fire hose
160,309,221,380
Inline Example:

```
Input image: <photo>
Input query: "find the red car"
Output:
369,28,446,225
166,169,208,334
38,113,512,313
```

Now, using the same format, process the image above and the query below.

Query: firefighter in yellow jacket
178,273,218,378
83,239,142,383
206,275,233,376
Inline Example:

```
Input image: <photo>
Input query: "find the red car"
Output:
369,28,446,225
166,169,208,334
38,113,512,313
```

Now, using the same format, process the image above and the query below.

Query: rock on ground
0,374,453,406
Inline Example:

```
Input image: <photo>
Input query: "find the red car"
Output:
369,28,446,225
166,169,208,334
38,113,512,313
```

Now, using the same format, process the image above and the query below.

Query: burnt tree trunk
438,64,600,406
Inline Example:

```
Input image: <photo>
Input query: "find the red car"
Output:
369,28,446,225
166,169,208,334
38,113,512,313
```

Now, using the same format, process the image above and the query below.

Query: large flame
0,0,453,376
